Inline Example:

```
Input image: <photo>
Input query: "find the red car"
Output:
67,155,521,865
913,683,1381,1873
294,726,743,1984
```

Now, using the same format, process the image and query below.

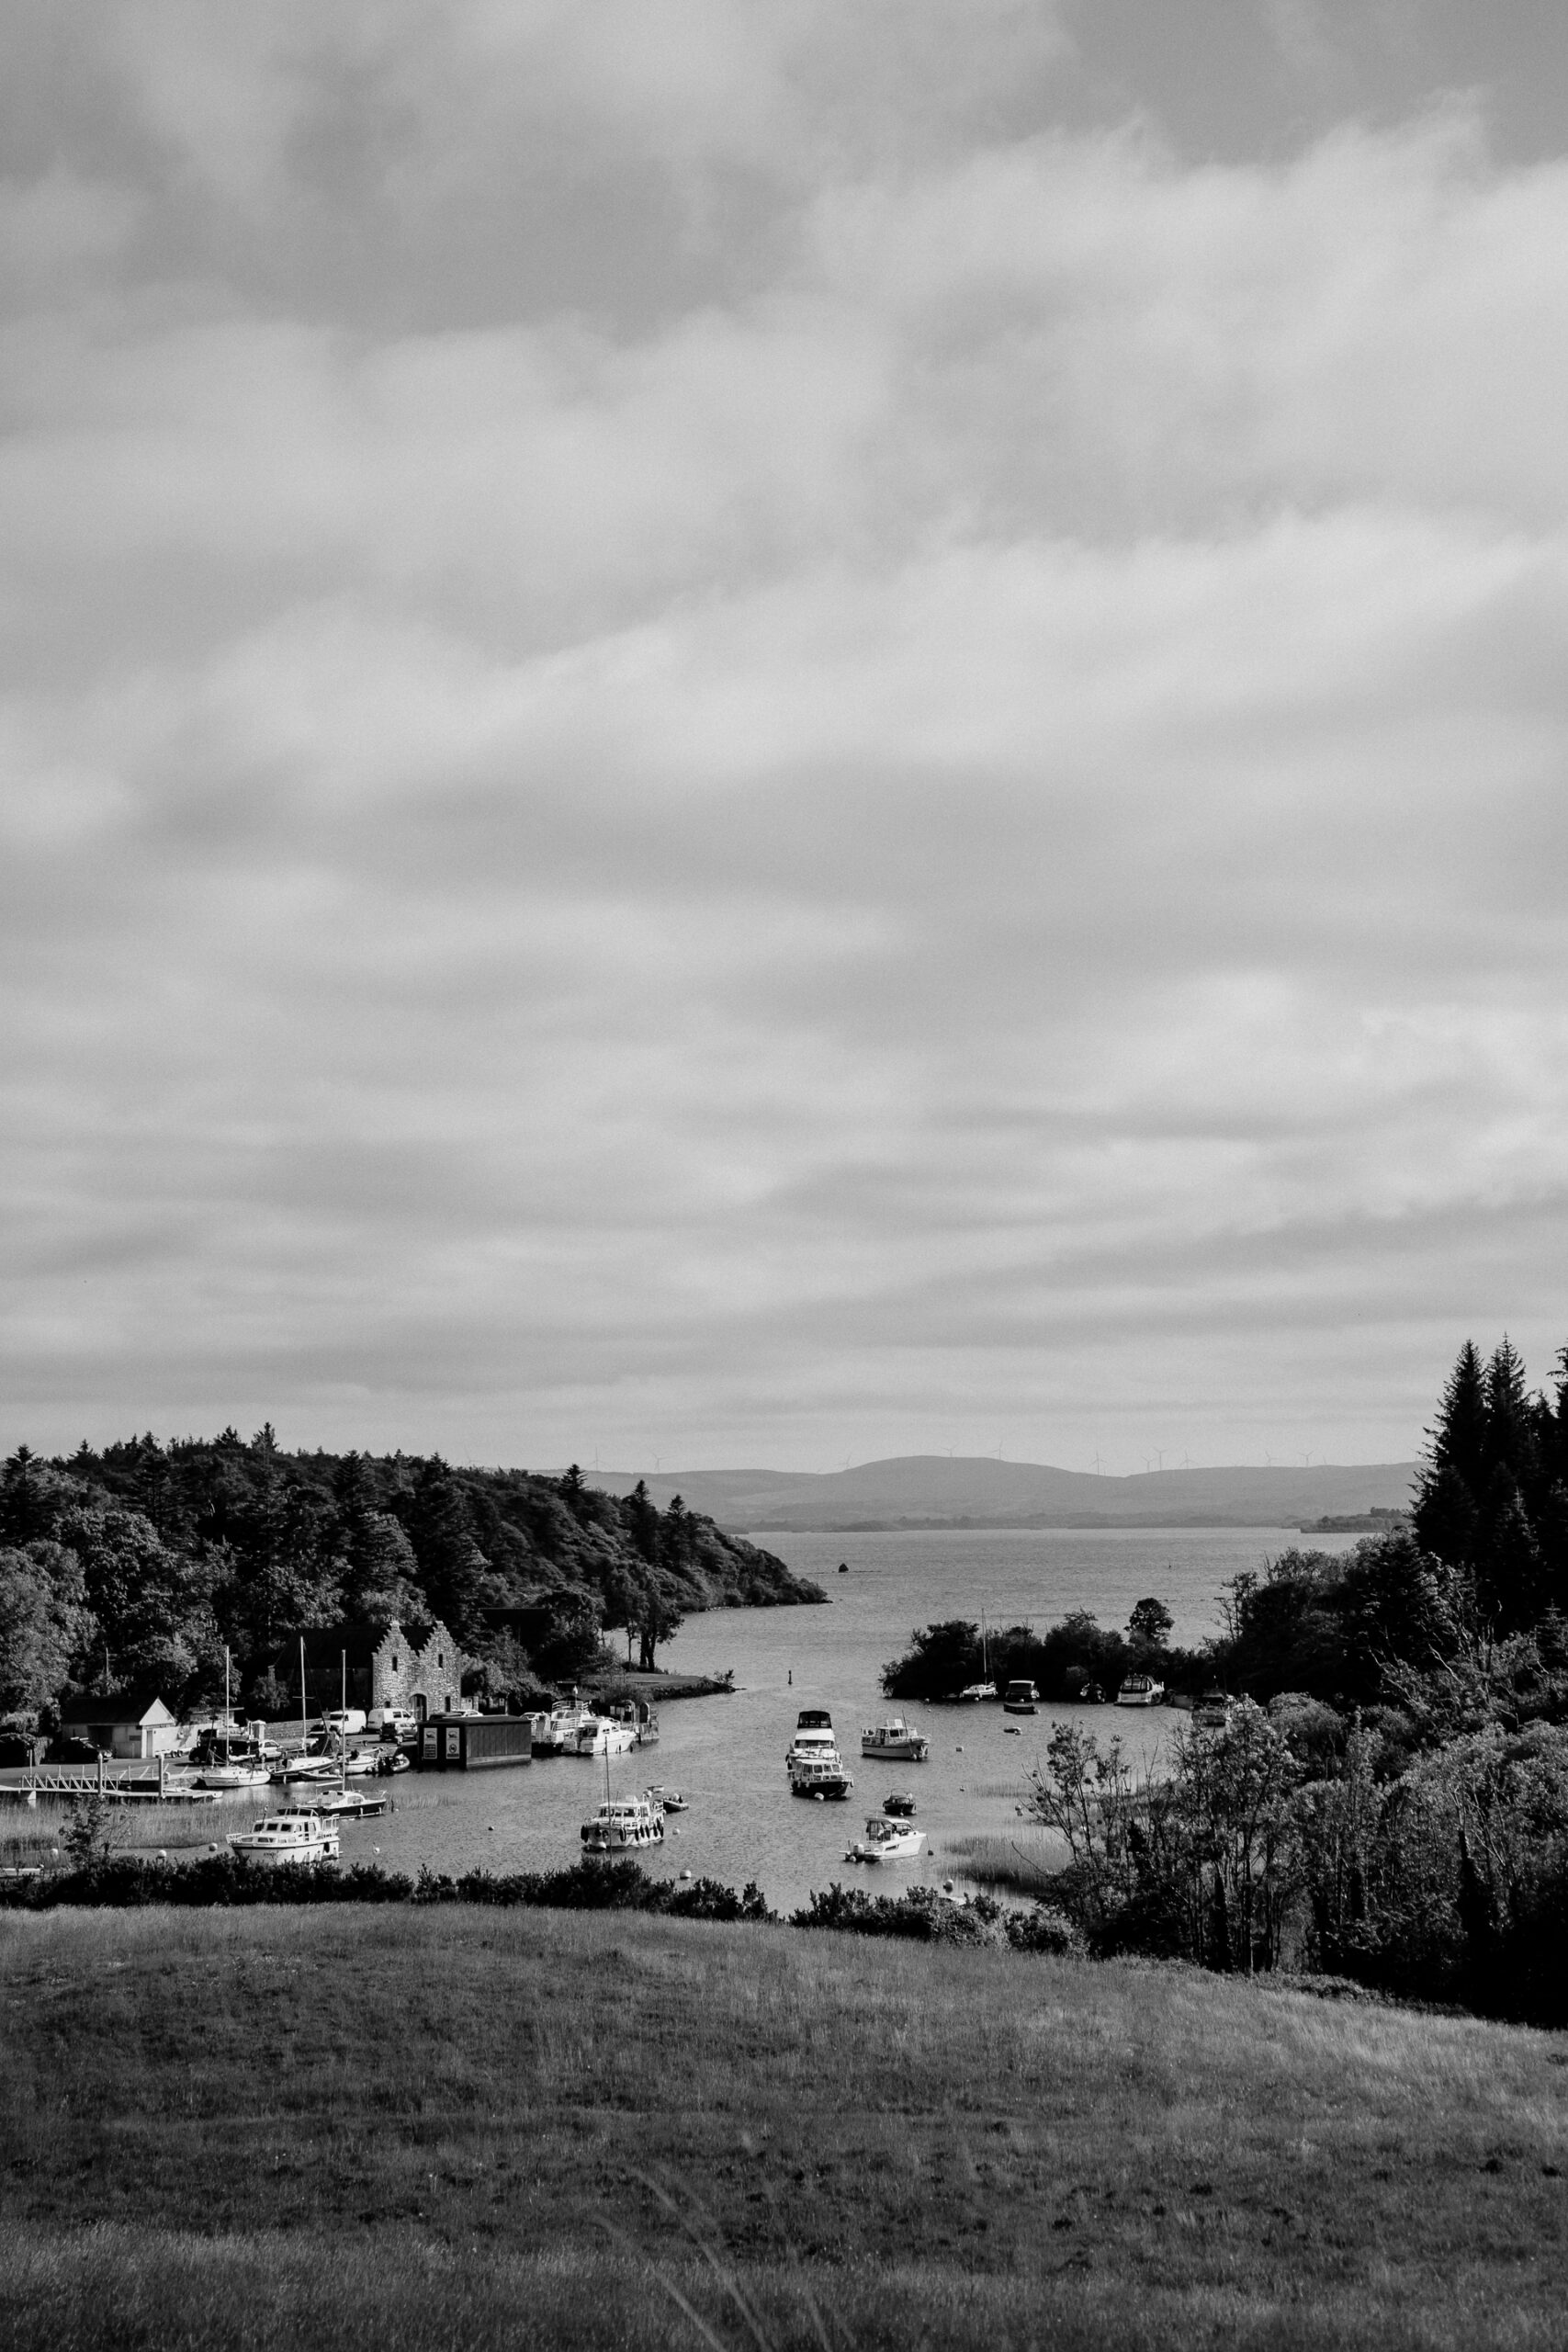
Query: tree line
0,1431,822,1736
886,1337,1568,2025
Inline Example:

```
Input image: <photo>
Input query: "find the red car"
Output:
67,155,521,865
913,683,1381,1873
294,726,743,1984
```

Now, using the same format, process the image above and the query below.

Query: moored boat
1002,1680,1039,1715
309,1788,388,1819
787,1709,853,1799
581,1792,665,1853
860,1718,930,1761
1115,1673,1165,1709
956,1681,998,1702
882,1791,917,1817
574,1715,640,1758
228,1812,341,1867
845,1815,927,1863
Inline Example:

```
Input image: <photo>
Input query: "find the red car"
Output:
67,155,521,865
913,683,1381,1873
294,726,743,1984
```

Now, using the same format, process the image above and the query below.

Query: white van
322,1707,368,1736
367,1705,418,1738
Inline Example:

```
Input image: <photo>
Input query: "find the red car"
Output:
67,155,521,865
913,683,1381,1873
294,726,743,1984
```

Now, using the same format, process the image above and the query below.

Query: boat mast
340,1648,347,1796
224,1646,231,1764
299,1633,307,1763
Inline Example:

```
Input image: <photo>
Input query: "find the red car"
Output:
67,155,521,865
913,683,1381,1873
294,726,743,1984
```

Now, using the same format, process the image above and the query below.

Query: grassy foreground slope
2,1907,1565,2351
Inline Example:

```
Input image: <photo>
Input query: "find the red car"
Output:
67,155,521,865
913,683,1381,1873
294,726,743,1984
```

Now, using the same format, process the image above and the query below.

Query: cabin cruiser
228,1813,341,1867
786,1708,853,1801
1115,1673,1165,1709
581,1792,665,1853
575,1714,640,1758
882,1792,917,1817
1002,1680,1039,1715
861,1718,930,1761
845,1815,927,1863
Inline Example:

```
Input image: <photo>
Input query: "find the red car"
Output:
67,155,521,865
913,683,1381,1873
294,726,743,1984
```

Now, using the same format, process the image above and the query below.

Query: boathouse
56,1688,182,1760
302,1618,475,1724
417,1713,533,1770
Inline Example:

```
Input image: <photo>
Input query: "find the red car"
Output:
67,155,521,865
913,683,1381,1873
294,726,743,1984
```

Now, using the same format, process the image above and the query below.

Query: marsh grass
944,1828,1066,1894
3,1904,1566,2349
0,1799,219,1863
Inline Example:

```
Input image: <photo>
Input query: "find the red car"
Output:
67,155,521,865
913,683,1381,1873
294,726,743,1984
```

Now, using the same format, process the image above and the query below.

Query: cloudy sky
5,2,1568,1474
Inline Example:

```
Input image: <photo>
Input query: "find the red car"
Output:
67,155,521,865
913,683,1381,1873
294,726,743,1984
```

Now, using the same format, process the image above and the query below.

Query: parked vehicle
1002,1680,1039,1715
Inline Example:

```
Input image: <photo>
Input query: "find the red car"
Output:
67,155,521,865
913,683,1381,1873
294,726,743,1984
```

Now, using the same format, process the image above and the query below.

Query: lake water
312,1523,1352,1915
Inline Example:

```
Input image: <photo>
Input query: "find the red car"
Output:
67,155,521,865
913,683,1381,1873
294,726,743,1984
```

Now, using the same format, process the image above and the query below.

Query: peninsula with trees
0,1433,825,1737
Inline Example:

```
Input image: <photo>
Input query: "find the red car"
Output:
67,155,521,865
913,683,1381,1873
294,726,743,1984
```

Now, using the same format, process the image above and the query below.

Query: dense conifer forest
0,1430,822,1729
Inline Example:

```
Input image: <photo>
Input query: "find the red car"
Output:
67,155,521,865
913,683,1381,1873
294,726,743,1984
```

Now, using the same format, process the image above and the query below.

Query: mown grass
2,1903,1566,2349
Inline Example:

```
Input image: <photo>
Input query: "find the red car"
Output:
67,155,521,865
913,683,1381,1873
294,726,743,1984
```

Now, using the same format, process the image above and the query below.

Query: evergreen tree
1414,1341,1490,1569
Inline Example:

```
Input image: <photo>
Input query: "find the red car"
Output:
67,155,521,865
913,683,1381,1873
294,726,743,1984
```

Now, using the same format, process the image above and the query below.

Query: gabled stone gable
370,1617,471,1716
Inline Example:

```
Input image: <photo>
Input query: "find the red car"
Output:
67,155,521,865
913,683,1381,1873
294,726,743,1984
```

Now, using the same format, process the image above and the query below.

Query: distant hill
593,1455,1418,1533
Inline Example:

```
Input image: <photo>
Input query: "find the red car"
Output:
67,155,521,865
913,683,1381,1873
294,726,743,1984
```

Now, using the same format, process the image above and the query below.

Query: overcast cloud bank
4,4,1567,1469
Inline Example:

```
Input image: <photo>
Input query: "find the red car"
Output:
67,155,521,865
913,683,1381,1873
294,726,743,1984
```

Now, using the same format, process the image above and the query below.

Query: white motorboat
228,1812,341,1867
310,1788,388,1820
786,1710,852,1800
845,1815,927,1864
580,1792,666,1853
574,1716,639,1758
860,1718,930,1762
1115,1673,1165,1709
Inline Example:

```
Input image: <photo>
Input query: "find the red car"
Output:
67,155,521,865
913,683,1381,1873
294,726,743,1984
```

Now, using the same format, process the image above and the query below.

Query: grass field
3,1903,1566,2351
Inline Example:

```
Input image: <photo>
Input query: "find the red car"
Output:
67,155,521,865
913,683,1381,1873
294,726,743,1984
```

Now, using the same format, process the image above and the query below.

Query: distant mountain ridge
593,1455,1417,1533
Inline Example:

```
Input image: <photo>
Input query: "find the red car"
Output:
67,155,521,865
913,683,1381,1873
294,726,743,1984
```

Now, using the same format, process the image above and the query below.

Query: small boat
1115,1673,1165,1709
228,1813,340,1867
1002,1724,1021,1735
310,1789,388,1819
271,1754,339,1785
882,1792,917,1817
649,1786,688,1812
845,1815,927,1864
838,1562,849,1574
581,1793,665,1853
197,1758,272,1790
861,1718,930,1762
956,1681,998,1703
1002,1680,1039,1715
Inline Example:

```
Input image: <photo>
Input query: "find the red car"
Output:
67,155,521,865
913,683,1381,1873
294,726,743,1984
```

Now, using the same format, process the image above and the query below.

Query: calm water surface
313,1525,1356,1914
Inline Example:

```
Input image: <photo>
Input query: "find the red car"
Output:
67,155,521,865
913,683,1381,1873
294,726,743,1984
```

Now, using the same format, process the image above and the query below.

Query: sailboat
310,1649,388,1819
958,1605,998,1701
197,1650,270,1788
272,1635,337,1784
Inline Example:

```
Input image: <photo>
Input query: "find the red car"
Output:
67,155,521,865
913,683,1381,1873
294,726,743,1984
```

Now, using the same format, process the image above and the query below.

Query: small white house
58,1689,183,1760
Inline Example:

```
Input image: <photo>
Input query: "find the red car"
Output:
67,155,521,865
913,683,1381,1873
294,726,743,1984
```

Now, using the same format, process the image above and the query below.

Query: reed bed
3,1901,1566,2349
0,1798,223,1861
942,1828,1066,1894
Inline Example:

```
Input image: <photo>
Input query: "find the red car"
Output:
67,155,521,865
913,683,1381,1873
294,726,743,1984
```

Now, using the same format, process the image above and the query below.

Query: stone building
369,1618,470,1719
303,1618,474,1722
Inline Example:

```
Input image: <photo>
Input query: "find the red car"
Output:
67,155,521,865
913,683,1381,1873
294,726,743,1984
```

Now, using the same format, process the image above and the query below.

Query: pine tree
1413,1341,1490,1569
